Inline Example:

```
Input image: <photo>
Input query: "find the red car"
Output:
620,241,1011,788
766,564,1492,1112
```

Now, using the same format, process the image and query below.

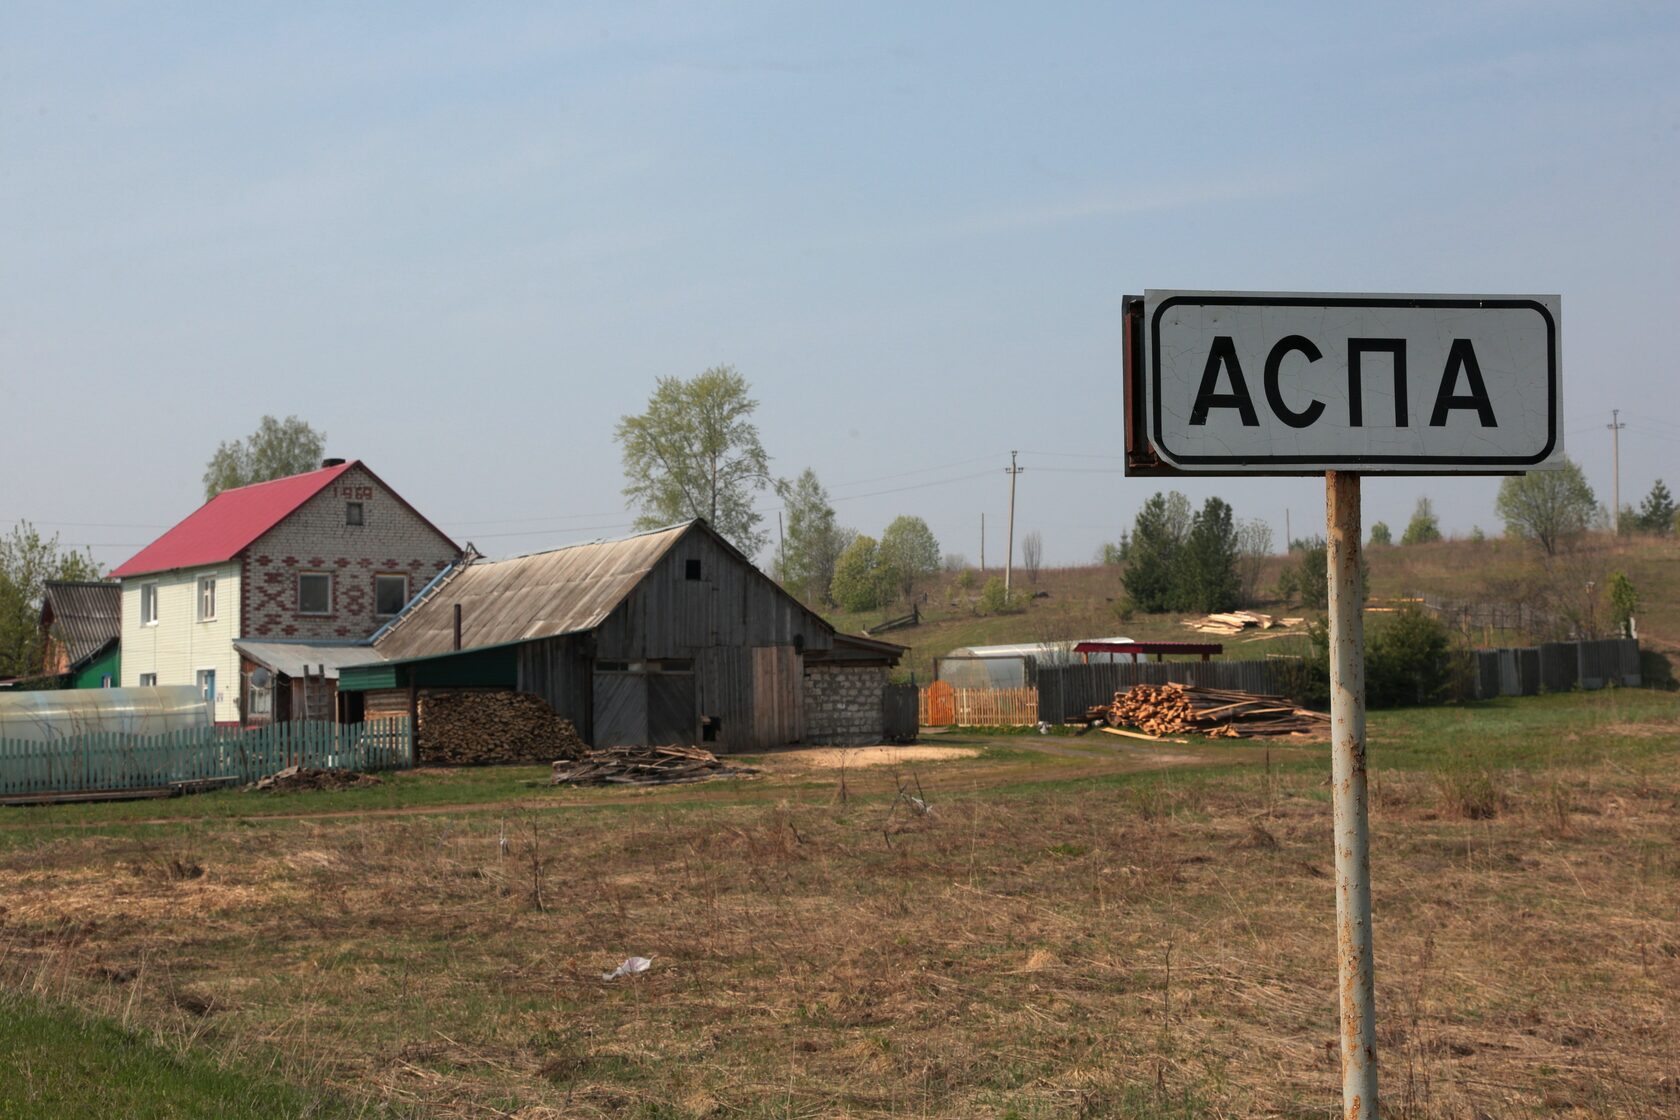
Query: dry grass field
1,691,1677,1118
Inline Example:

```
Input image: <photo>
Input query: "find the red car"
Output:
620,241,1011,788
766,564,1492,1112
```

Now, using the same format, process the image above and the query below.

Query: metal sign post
1124,290,1564,1120
1327,470,1376,1118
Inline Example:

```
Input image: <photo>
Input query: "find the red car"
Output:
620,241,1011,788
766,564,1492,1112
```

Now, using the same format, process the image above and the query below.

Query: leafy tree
829,535,884,612
1098,531,1130,566
1174,497,1240,613
1607,572,1638,635
1470,526,1486,542
1400,497,1442,545
775,469,846,604
1637,480,1675,535
1020,531,1044,584
1296,537,1329,610
877,516,942,602
1368,521,1392,546
1495,458,1596,556
0,522,101,678
1122,493,1183,613
203,415,326,499
616,366,772,556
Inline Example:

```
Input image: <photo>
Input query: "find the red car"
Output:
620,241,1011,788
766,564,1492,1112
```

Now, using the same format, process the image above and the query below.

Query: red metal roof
111,462,357,578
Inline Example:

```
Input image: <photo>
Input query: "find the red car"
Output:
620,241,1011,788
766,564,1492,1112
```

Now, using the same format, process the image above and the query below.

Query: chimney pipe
453,603,462,651
322,457,347,468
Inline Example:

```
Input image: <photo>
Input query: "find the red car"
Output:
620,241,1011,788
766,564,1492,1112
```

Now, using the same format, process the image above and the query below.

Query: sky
4,2,1678,573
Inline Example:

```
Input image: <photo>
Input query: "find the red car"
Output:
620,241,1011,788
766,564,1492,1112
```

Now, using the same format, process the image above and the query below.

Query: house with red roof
113,459,460,724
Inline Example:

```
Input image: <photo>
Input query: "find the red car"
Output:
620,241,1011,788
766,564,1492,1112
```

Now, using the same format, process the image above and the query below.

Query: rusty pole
1327,470,1377,1117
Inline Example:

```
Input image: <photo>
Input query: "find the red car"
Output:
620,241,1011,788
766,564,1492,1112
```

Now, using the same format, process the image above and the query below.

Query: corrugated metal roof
41,581,122,668
373,523,692,660
235,640,384,680
111,462,358,578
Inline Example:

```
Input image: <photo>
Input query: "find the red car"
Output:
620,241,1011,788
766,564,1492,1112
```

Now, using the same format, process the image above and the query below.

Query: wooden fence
918,684,1039,727
0,719,412,799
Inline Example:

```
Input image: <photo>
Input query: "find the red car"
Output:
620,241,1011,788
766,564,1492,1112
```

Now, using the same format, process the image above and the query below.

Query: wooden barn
338,521,904,754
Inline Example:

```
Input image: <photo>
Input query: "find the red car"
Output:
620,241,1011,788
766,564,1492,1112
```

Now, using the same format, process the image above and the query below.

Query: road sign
1139,291,1560,472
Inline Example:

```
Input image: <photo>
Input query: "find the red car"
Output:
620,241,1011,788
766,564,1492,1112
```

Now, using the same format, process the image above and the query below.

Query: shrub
978,577,1012,615
1298,607,1461,710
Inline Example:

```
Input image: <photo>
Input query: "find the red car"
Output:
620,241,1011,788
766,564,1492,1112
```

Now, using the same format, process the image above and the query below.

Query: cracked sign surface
1144,291,1560,471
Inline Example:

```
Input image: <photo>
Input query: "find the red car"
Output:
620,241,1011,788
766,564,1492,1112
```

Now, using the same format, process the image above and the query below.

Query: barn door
592,672,648,746
647,673,697,746
751,646,803,750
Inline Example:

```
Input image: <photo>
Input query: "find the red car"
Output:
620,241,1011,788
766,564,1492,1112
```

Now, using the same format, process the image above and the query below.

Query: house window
346,502,364,526
374,573,409,617
140,582,159,625
197,576,217,621
298,573,332,615
139,672,158,687
685,559,702,581
100,674,113,688
197,669,217,704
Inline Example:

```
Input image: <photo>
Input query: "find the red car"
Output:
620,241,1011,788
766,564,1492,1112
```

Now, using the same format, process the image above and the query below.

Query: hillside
822,532,1680,683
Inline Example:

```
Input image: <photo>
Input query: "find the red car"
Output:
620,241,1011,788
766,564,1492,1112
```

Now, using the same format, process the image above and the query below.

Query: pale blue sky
5,2,1677,570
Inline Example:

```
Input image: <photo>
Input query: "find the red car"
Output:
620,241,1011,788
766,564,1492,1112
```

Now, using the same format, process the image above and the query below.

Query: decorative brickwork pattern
240,464,458,640
802,664,888,746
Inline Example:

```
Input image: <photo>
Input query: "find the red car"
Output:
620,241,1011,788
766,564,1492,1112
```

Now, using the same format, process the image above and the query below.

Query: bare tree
1235,518,1274,607
1021,531,1043,584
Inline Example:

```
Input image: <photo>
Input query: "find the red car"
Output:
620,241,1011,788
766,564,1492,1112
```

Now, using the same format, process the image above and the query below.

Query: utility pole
1608,409,1626,534
1004,451,1024,598
980,513,985,572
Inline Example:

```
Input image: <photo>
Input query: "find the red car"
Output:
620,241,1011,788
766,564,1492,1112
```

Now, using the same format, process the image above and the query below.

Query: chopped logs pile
418,689,587,765
247,766,383,793
551,745,757,787
1109,683,1330,739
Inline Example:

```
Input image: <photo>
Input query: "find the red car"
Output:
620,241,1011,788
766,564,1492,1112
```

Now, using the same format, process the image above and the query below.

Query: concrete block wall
241,464,459,640
803,664,888,746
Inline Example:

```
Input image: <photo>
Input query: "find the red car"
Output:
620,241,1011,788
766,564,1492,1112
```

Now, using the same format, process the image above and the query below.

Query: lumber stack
1181,611,1305,636
1108,683,1329,739
418,689,587,766
246,766,383,793
551,745,756,786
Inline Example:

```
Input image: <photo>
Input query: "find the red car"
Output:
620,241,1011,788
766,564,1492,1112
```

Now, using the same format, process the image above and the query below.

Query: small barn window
346,502,364,525
685,559,702,581
701,716,720,743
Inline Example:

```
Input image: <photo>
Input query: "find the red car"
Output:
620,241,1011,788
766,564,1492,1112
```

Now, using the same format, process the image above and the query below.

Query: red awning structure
1072,641,1223,662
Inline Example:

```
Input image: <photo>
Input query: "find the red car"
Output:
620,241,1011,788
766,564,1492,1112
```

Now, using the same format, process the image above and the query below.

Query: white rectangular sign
1144,291,1561,472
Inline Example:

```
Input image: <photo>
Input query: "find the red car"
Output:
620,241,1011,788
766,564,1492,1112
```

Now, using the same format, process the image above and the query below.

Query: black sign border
1148,295,1558,468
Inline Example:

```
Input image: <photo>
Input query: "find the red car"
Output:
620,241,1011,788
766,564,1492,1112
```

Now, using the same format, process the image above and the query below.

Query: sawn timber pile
418,689,587,765
1109,683,1330,739
551,745,757,787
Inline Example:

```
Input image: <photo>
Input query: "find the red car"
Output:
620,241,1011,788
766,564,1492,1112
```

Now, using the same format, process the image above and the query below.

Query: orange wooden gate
919,680,955,726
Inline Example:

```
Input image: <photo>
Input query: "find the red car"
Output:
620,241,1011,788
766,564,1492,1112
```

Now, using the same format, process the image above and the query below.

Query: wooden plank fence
918,686,1038,727
0,718,412,798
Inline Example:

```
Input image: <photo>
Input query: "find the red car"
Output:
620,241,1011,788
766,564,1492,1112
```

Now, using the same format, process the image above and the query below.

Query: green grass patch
0,992,366,1119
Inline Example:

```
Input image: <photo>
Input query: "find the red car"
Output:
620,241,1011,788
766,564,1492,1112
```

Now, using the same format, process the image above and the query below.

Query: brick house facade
240,464,457,640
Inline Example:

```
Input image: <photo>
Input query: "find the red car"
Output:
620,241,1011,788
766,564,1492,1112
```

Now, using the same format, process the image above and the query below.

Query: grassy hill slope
822,532,1680,682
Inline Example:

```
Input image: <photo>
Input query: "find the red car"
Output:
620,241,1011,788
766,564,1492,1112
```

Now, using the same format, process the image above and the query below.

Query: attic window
346,502,364,526
685,559,702,581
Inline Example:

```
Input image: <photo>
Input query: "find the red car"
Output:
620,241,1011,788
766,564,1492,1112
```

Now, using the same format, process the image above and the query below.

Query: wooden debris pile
418,689,587,765
551,745,758,787
1108,683,1329,739
1182,611,1305,637
246,766,383,793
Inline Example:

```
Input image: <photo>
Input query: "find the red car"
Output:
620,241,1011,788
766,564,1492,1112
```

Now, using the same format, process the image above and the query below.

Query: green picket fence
0,719,412,797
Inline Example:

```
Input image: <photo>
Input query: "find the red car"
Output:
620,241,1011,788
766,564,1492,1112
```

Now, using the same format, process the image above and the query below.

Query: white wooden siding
120,562,242,722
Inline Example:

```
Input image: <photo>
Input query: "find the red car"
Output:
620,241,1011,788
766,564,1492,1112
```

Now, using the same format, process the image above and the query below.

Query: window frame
346,501,364,526
138,672,158,687
297,572,333,616
196,668,217,705
197,575,217,622
140,582,159,626
373,573,410,618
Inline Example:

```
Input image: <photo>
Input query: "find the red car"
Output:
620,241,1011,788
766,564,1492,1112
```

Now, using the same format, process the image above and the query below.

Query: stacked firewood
418,689,587,765
1109,683,1329,739
551,745,756,786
